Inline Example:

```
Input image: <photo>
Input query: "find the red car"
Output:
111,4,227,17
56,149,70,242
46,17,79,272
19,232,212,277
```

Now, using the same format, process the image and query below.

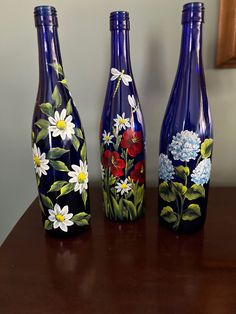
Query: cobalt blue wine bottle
32,6,90,237
100,11,146,221
158,3,213,233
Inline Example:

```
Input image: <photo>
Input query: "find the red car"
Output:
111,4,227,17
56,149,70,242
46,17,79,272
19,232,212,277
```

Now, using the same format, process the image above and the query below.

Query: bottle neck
178,21,203,72
36,25,63,90
110,29,132,73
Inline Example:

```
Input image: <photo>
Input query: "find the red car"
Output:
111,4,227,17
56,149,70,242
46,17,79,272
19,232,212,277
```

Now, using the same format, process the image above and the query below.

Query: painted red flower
102,150,125,177
130,161,145,184
120,129,142,157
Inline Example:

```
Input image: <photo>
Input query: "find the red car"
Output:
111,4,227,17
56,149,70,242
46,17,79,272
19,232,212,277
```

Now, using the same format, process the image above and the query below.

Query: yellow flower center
56,120,67,130
55,214,65,222
121,183,127,189
77,172,87,183
105,135,110,142
132,137,138,143
119,118,126,124
34,156,41,167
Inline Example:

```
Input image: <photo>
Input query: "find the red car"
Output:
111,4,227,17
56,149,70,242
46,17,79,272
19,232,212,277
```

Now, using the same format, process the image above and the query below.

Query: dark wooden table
0,187,236,314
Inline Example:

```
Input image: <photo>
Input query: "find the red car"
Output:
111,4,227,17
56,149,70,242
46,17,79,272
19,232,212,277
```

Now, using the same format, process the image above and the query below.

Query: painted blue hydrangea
169,130,201,162
159,153,175,181
191,158,211,185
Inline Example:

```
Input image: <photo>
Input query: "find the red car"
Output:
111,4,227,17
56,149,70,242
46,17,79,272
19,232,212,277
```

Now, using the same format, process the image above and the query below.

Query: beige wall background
0,0,235,244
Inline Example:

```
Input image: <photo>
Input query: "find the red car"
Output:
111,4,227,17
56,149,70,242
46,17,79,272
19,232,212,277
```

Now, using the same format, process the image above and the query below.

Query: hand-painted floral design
102,150,125,177
101,164,105,179
159,153,175,182
114,113,131,133
120,129,142,157
32,62,90,235
102,130,114,146
110,68,132,85
191,158,211,185
128,95,139,112
130,161,145,184
68,160,89,194
48,203,74,232
115,178,132,195
48,108,75,140
169,130,201,162
159,133,213,231
32,143,49,177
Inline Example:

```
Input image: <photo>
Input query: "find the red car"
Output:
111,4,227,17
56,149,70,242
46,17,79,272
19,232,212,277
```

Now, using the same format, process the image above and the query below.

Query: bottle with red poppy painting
100,11,145,221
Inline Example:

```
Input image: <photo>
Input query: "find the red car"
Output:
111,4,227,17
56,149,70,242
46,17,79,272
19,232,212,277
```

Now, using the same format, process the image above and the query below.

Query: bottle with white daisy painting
100,11,145,221
158,3,213,233
32,6,90,236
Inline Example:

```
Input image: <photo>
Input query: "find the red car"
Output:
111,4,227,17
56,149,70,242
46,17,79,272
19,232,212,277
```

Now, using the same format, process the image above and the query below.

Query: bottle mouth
34,6,58,27
110,11,130,30
182,2,204,24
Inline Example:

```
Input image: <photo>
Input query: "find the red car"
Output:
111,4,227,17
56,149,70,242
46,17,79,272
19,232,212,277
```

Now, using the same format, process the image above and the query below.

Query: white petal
60,132,66,140
60,222,68,232
48,209,55,216
54,203,61,214
69,177,77,184
66,115,72,123
68,171,76,178
52,129,61,137
48,215,56,222
48,117,56,125
60,109,66,120
53,221,60,229
55,111,60,121
74,184,79,192
61,205,69,215
72,164,80,172
64,220,74,226
65,213,73,220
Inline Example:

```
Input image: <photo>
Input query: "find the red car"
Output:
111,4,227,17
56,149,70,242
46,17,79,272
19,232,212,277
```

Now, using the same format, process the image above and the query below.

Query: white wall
0,0,235,244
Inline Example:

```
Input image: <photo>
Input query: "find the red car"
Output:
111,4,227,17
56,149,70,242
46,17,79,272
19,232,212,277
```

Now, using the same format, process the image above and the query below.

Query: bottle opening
182,2,204,24
110,11,130,30
34,6,58,27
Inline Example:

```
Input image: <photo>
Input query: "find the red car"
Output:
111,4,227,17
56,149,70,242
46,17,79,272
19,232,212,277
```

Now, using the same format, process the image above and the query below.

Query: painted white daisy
102,130,114,146
32,143,49,177
113,113,131,133
48,109,75,140
115,178,132,195
128,95,139,112
68,160,89,194
110,68,132,86
48,203,74,232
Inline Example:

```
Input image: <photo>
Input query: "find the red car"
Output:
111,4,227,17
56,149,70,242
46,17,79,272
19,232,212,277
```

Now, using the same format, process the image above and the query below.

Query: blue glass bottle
32,6,90,237
100,11,146,221
158,3,213,233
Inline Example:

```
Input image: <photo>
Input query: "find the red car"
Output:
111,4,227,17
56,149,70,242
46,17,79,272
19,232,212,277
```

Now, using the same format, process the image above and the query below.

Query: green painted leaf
159,182,176,202
40,194,53,209
72,135,80,151
47,147,69,159
137,201,144,216
81,143,87,162
102,189,109,216
109,175,117,185
36,174,40,187
82,190,87,207
182,204,201,221
44,220,53,230
50,160,69,172
201,138,213,158
39,102,54,116
66,99,73,115
75,128,84,139
175,165,190,179
160,206,177,223
111,195,122,220
135,184,144,207
72,212,91,226
59,79,69,89
57,183,75,198
127,159,134,172
52,85,62,108
32,131,35,142
36,128,48,143
35,119,49,129
49,62,64,76
185,184,205,200
172,182,187,196
48,181,68,193
123,199,137,221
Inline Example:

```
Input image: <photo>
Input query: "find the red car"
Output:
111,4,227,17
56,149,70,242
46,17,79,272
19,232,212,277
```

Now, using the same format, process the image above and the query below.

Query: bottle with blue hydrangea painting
32,6,90,237
100,11,146,221
158,3,213,233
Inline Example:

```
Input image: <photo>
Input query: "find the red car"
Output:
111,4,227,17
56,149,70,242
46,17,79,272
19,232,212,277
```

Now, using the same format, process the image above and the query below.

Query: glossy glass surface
158,3,213,233
100,12,146,221
32,6,90,237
